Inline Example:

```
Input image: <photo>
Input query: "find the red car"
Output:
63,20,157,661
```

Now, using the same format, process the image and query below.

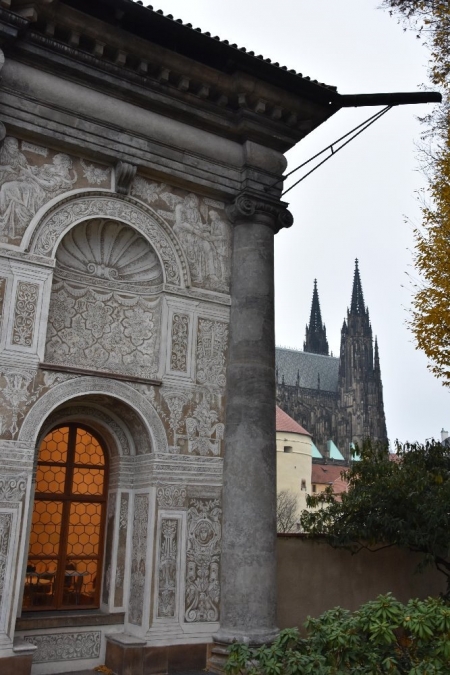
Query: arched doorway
23,424,108,611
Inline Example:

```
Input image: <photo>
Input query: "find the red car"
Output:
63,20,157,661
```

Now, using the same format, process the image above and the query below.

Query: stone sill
16,609,125,631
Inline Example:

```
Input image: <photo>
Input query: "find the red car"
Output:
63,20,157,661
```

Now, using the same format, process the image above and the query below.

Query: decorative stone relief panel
23,631,102,662
102,492,117,605
185,498,221,623
158,389,224,457
128,493,149,625
170,313,189,373
114,492,129,608
156,484,187,509
156,518,180,619
0,369,79,439
196,319,228,390
0,474,27,502
0,136,111,245
11,281,39,347
0,277,7,333
131,176,231,293
45,281,161,379
0,513,12,610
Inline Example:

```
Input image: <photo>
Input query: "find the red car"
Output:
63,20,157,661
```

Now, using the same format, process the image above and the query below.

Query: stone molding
225,193,293,233
17,375,168,453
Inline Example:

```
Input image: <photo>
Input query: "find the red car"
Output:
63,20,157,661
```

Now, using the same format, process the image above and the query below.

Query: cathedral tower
338,260,387,454
304,279,329,355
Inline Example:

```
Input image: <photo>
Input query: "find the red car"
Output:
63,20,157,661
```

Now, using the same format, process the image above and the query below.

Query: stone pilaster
214,193,293,647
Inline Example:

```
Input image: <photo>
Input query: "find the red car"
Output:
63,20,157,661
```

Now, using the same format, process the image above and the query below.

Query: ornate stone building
0,0,352,673
276,262,388,461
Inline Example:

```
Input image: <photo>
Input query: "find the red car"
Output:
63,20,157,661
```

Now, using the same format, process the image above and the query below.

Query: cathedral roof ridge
276,345,339,361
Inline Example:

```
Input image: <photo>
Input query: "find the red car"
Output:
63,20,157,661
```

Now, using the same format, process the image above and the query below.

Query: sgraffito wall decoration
185,498,221,623
0,137,111,246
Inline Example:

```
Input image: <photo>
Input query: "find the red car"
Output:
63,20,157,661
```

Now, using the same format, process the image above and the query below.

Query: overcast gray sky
154,0,448,444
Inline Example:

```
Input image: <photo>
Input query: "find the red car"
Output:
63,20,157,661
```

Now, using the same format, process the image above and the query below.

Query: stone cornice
2,1,338,153
226,193,294,234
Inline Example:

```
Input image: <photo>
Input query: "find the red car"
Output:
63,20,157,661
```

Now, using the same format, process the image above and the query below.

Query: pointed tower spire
350,259,366,316
374,337,381,374
304,279,329,355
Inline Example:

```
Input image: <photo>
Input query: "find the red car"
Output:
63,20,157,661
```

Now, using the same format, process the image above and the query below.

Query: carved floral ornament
226,193,294,233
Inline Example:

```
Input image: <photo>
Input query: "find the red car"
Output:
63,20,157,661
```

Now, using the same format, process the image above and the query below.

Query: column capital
226,192,293,233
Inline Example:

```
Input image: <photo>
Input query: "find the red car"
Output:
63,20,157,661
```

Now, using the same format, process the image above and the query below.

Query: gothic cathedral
276,261,388,461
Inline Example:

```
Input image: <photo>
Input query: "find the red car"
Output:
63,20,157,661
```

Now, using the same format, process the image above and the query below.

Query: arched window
23,425,108,611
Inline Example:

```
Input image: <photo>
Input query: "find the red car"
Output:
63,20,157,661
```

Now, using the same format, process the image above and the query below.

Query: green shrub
224,593,450,675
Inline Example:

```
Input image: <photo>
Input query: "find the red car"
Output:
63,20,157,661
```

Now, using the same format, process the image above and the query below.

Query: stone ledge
16,610,125,631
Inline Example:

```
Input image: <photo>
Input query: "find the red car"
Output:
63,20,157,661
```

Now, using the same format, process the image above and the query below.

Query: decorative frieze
170,313,189,372
185,498,221,623
23,631,101,662
12,281,39,347
157,518,179,618
128,493,149,625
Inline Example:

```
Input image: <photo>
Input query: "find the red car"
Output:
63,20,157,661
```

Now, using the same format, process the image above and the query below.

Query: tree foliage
225,593,450,675
300,440,450,595
276,489,299,533
383,2,450,384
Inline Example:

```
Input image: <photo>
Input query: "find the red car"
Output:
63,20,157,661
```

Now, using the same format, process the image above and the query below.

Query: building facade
0,1,344,673
276,405,312,517
276,262,388,461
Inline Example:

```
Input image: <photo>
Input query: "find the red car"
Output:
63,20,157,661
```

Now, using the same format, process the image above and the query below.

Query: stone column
215,193,293,646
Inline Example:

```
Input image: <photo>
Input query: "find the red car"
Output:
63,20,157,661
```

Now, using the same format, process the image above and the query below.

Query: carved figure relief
45,219,163,379
157,518,179,618
0,137,111,245
170,313,189,372
0,513,12,609
128,493,149,625
196,319,228,390
185,499,221,623
131,177,231,293
12,281,39,347
23,631,101,662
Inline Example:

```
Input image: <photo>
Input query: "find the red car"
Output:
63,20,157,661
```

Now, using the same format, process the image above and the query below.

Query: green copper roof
327,440,345,461
311,443,323,459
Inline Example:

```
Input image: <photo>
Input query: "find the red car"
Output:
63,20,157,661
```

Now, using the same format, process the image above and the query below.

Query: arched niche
22,190,190,288
43,217,164,380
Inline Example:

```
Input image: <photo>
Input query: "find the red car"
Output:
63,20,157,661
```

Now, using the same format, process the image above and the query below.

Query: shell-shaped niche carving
56,218,162,285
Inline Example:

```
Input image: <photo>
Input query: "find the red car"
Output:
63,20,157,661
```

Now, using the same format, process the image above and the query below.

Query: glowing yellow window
23,425,108,611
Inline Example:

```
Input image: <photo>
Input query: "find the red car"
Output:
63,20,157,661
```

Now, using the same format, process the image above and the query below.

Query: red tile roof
311,464,346,486
276,406,311,436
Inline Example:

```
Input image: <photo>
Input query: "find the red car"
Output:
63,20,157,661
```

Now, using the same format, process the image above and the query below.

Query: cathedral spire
374,337,381,375
304,279,329,355
350,259,366,316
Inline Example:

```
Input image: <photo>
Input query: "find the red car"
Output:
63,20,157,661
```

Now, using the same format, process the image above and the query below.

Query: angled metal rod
281,106,392,197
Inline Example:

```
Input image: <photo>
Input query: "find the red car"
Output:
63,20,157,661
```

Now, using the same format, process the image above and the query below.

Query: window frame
24,423,109,612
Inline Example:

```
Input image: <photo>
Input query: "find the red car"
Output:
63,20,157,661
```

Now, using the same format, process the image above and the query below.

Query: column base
105,633,208,675
214,626,279,646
